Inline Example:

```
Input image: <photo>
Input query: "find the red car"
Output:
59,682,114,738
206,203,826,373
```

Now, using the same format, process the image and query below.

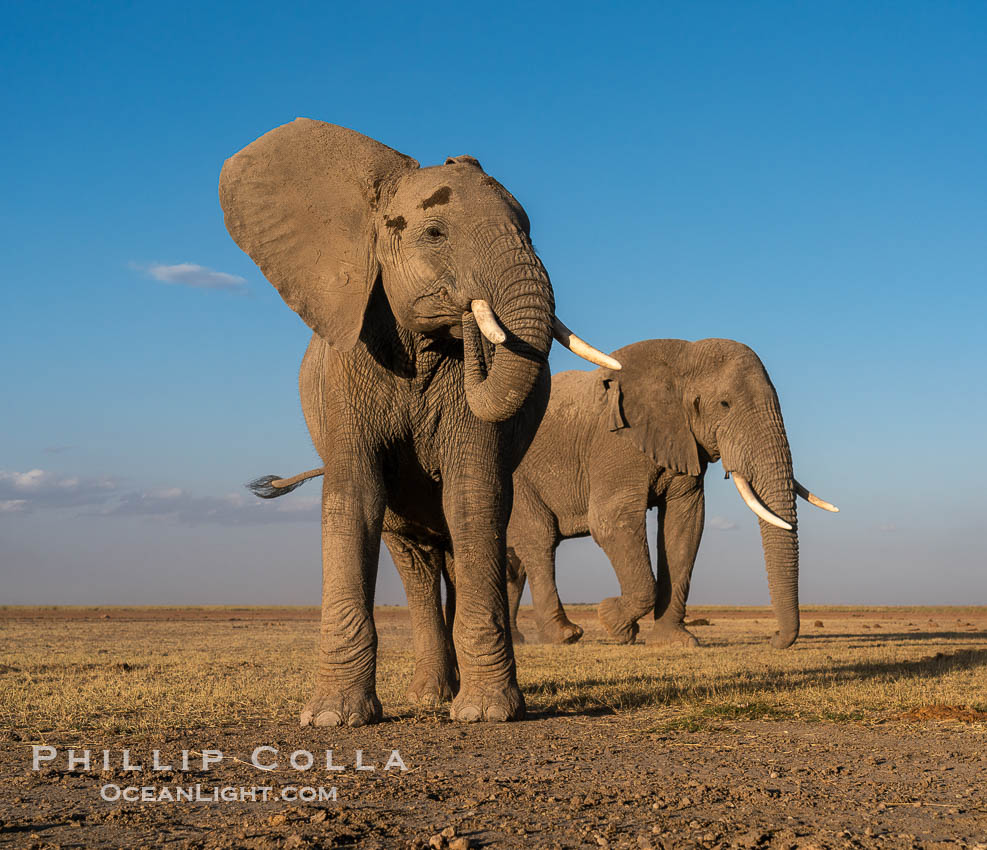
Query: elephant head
219,119,617,423
602,338,837,648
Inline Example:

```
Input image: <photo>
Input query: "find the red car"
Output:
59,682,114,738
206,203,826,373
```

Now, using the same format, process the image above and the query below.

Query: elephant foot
537,616,584,645
407,664,458,707
650,622,700,648
511,628,527,646
770,630,798,649
450,680,525,723
599,597,642,645
300,684,382,728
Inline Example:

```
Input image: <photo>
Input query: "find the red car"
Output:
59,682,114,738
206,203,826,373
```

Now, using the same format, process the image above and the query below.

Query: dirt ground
1,605,986,849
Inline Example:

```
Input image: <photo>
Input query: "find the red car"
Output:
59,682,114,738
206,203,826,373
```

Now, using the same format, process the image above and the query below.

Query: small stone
440,827,456,839
769,771,779,779
637,834,654,849
813,620,824,627
285,835,305,849
448,839,471,850
309,810,328,824
268,813,288,826
428,835,446,850
677,796,692,808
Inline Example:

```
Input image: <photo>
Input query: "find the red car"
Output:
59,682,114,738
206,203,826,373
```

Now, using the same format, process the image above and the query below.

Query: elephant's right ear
600,365,701,477
219,119,419,351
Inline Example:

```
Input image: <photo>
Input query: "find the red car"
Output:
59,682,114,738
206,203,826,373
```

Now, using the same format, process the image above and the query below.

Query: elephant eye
720,400,730,409
424,226,446,241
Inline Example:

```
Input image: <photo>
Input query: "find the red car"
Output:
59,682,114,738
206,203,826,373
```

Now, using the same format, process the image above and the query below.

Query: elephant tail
246,467,324,499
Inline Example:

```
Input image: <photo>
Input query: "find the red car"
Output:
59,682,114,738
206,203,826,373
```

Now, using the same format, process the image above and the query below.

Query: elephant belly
381,450,448,539
557,512,591,540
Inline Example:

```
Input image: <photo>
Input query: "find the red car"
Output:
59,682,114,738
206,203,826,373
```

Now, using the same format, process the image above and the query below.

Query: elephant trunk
723,407,800,649
462,227,554,423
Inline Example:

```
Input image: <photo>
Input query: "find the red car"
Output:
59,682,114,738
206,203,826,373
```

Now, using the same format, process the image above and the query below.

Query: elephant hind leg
514,540,583,644
504,547,527,644
508,484,580,644
589,494,655,645
385,532,458,706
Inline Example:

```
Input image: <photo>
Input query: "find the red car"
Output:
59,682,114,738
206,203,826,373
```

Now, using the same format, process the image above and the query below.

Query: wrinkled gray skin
506,338,802,649
221,119,559,725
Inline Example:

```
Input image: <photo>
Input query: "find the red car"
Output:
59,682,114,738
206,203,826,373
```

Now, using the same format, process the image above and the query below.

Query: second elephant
506,338,837,649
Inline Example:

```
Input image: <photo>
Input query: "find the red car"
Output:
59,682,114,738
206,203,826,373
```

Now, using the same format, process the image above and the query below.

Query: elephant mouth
424,286,620,369
468,301,620,370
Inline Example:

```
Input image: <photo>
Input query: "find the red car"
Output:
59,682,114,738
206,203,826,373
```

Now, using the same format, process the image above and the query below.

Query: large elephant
220,119,616,725
504,338,837,648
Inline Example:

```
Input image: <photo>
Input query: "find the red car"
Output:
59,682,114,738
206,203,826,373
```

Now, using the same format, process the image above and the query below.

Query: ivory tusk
470,300,507,345
732,473,793,530
552,317,622,370
794,480,839,512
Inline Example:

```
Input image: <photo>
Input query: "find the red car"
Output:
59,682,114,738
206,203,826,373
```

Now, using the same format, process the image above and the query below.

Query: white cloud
708,515,738,531
0,469,118,510
94,488,319,525
139,262,247,292
0,467,316,525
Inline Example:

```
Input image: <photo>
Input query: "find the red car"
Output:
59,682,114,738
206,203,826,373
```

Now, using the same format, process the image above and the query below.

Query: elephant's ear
600,365,701,477
219,118,419,351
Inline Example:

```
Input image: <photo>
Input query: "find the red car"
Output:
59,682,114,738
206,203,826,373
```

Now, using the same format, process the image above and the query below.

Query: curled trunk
462,228,554,423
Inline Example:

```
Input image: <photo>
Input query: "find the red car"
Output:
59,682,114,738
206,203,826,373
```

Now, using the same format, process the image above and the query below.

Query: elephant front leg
300,469,385,728
442,460,524,723
589,494,655,645
384,533,458,706
652,481,705,648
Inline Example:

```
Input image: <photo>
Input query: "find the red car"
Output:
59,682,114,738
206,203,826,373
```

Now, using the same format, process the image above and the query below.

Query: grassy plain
1,605,986,848
2,604,985,735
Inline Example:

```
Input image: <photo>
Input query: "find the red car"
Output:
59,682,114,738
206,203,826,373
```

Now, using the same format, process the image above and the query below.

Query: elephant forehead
386,168,521,219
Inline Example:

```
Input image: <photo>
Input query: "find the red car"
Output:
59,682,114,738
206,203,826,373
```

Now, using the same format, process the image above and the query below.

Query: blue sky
2,1,985,606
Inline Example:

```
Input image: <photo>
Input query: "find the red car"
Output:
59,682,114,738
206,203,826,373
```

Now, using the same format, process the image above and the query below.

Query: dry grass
1,605,985,736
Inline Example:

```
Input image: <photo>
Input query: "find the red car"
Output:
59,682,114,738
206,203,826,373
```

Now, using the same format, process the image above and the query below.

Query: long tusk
794,479,839,512
470,300,506,344
552,317,622,370
732,473,793,530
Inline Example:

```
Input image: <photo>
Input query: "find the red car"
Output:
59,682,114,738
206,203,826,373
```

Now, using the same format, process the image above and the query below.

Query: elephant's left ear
600,368,701,477
219,119,420,351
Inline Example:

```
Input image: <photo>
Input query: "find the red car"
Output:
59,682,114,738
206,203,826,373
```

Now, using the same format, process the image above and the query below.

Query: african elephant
504,338,837,649
220,119,616,725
